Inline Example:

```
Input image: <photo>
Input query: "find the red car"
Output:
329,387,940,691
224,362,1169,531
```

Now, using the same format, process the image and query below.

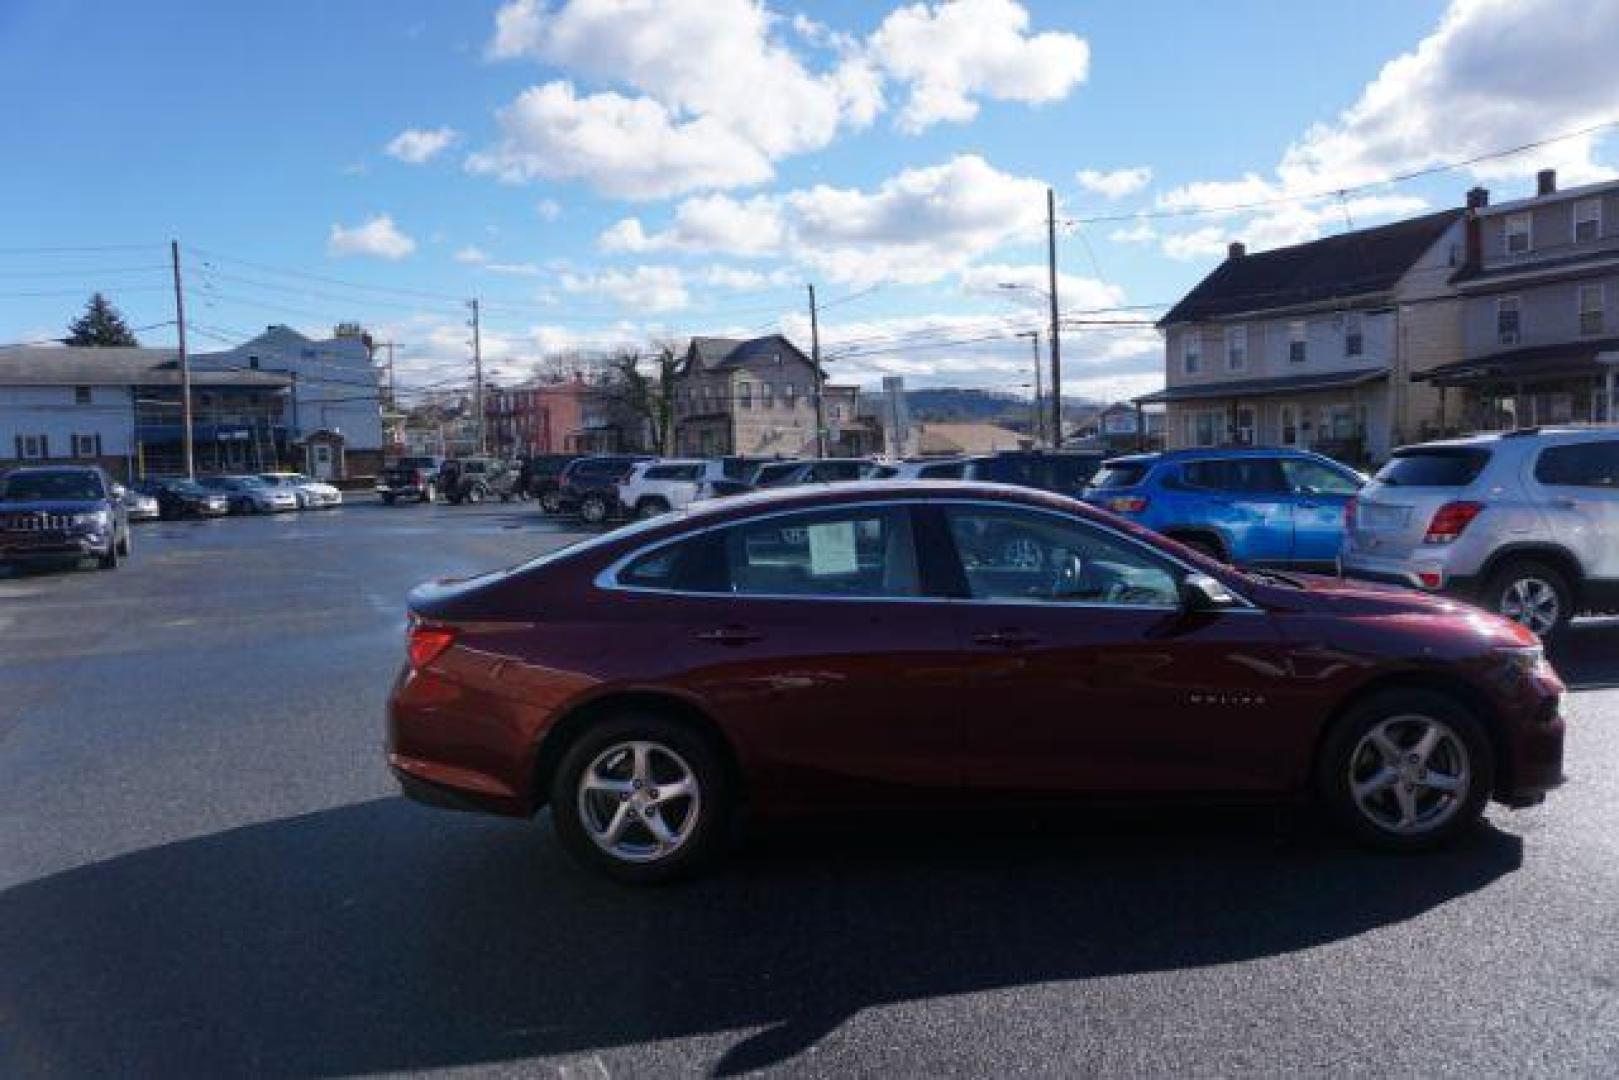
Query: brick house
485,375,644,456
670,335,867,457
1142,209,1467,466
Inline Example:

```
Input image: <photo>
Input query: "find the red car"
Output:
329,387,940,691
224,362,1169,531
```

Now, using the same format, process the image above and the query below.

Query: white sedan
259,472,344,510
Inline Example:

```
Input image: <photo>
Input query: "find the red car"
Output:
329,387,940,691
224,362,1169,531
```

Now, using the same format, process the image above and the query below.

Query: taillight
1423,501,1484,545
1107,495,1149,514
407,622,457,668
1344,496,1358,529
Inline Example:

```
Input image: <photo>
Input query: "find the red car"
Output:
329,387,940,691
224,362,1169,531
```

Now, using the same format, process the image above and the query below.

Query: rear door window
1534,441,1619,488
1089,462,1151,490
1179,458,1286,493
618,534,728,593
723,507,919,598
1375,448,1491,487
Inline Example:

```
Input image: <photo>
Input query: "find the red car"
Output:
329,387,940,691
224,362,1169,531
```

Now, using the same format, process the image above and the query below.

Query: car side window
942,506,1181,606
1280,458,1361,496
1535,441,1619,488
1180,458,1286,493
722,507,919,598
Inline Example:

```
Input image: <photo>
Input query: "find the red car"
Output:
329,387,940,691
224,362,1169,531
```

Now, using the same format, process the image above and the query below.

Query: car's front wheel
550,714,731,884
1482,559,1572,639
579,494,610,525
1318,689,1493,851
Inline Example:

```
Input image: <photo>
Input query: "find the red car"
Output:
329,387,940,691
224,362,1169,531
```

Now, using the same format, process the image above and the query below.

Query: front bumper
0,532,110,562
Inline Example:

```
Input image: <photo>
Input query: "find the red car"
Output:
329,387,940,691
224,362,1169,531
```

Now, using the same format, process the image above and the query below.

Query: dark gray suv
0,465,132,572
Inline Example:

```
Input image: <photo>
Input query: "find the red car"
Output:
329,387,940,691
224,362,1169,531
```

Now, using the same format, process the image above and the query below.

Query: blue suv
1082,447,1365,570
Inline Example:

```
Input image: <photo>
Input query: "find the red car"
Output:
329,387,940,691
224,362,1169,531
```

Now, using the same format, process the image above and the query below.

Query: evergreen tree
65,293,140,346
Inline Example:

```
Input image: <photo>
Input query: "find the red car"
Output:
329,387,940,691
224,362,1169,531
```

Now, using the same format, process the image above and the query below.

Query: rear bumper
1340,553,1481,599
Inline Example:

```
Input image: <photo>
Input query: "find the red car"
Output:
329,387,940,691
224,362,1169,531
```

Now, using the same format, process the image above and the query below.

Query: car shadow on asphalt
0,798,1522,1077
1550,621,1619,690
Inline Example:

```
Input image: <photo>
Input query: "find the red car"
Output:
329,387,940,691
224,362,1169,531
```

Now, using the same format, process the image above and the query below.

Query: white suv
617,459,726,518
1342,428,1619,637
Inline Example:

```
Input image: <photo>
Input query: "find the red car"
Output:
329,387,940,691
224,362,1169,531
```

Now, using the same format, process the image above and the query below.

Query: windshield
1,471,105,501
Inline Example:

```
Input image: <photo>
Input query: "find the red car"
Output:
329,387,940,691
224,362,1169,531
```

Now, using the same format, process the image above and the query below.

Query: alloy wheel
1499,577,1560,637
576,741,701,863
1347,714,1470,835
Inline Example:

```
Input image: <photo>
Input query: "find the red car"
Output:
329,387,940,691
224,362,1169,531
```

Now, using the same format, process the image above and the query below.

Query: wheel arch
1310,669,1513,800
1477,543,1585,608
529,689,746,813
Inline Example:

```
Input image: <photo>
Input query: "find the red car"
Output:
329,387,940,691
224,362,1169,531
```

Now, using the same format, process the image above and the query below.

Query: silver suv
1342,428,1619,637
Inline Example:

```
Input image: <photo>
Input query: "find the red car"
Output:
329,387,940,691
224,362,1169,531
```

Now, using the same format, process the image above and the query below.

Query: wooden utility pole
469,299,485,454
808,283,827,457
1046,188,1063,449
170,240,195,478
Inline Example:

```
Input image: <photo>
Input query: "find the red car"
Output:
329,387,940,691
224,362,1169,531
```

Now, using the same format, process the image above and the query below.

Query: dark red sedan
387,482,1565,883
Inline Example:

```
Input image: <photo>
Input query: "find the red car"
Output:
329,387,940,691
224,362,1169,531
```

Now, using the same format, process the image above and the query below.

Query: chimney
1463,187,1490,270
1465,186,1489,209
1536,168,1557,196
1227,241,1246,260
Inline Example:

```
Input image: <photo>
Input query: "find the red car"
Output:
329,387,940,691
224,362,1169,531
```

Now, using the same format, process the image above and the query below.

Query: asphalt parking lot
2,500,1617,1077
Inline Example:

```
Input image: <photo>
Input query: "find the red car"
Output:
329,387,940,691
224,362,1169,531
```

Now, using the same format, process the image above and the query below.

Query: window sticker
807,521,860,576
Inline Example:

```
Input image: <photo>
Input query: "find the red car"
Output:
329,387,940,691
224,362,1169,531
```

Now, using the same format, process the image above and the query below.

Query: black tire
98,544,119,570
549,713,732,885
636,497,670,519
116,529,131,557
579,494,610,526
1173,534,1226,563
499,492,512,503
1480,559,1573,640
381,493,396,506
540,491,562,514
468,485,486,505
1316,688,1493,852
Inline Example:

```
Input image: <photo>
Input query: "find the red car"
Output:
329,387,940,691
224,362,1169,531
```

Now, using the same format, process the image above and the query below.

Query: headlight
72,510,111,528
1495,645,1551,679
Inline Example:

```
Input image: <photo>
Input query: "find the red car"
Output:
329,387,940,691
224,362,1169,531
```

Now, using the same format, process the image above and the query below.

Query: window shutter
12,435,20,459
95,433,103,457
41,434,49,459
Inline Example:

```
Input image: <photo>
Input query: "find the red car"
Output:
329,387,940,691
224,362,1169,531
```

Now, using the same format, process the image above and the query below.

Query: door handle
696,626,762,646
973,629,1041,649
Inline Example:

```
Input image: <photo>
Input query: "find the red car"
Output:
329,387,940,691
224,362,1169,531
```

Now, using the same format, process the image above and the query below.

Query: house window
1505,212,1532,255
1182,332,1201,374
1224,326,1246,371
1234,407,1255,446
761,383,774,408
738,382,752,409
74,385,91,405
1288,321,1307,363
1579,284,1604,336
1343,312,1364,357
73,434,100,457
1497,297,1522,345
18,435,47,459
783,382,796,405
1185,410,1221,447
1574,199,1601,243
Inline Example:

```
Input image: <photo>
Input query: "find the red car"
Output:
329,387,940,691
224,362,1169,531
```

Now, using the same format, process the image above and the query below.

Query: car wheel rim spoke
1502,578,1558,635
577,740,701,863
1348,714,1470,835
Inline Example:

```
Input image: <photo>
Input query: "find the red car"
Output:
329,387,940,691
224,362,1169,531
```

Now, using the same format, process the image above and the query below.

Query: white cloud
464,80,774,199
1109,218,1157,245
699,265,795,290
385,126,459,164
327,214,416,260
1076,166,1152,200
454,245,489,264
958,263,1125,312
561,265,689,312
599,193,786,254
486,262,544,277
476,0,1085,197
1154,0,1619,261
867,0,1090,132
535,198,562,221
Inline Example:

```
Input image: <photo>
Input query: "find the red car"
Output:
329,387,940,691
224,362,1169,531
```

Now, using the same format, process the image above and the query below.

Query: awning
1134,367,1387,405
1415,337,1619,386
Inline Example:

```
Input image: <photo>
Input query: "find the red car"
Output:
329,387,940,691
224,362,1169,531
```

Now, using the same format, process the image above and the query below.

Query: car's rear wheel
1317,689,1492,851
579,494,610,525
1482,559,1572,639
636,497,670,519
550,714,731,884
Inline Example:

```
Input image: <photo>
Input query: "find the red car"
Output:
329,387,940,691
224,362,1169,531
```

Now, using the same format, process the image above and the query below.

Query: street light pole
170,240,195,479
1046,187,1063,449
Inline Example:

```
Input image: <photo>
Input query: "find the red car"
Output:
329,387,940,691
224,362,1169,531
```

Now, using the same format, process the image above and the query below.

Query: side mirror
1180,572,1237,613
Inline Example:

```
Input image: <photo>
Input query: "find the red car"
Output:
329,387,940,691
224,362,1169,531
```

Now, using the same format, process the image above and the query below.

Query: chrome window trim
592,497,1263,612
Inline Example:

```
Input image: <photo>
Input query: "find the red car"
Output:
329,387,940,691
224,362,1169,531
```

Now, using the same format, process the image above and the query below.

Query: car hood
0,499,110,515
1244,571,1538,645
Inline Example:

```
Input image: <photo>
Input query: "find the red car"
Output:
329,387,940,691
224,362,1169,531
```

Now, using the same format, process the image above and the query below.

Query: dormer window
1505,212,1532,255
1574,199,1601,243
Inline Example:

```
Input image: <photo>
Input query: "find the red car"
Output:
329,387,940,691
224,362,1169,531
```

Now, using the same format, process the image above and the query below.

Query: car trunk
1346,446,1492,559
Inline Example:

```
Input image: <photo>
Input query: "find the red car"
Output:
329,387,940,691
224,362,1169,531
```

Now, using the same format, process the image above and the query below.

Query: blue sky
2,0,1615,402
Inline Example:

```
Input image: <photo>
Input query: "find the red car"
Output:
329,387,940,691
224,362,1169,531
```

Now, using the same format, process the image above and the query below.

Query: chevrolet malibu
387,482,1565,883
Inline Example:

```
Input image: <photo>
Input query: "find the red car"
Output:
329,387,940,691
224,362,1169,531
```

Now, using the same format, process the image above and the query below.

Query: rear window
918,461,964,479
1535,440,1619,488
1376,448,1491,487
1089,462,1152,489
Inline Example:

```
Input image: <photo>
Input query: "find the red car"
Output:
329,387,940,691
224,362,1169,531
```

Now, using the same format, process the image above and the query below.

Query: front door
934,503,1293,796
312,443,334,480
1279,455,1363,566
1177,456,1295,565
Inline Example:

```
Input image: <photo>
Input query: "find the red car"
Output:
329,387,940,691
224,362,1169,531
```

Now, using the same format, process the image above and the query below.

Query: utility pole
468,299,485,454
1046,187,1064,449
1017,330,1042,445
170,240,195,478
808,283,827,457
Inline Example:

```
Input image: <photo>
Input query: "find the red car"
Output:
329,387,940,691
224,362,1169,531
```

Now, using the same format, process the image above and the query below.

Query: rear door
1279,456,1362,565
1530,437,1619,585
1176,457,1294,565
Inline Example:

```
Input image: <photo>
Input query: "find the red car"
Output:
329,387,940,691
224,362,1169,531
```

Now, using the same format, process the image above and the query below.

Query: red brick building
484,376,639,456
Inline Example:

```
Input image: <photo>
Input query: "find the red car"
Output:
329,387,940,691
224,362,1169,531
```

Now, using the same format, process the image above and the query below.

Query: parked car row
131,473,343,518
